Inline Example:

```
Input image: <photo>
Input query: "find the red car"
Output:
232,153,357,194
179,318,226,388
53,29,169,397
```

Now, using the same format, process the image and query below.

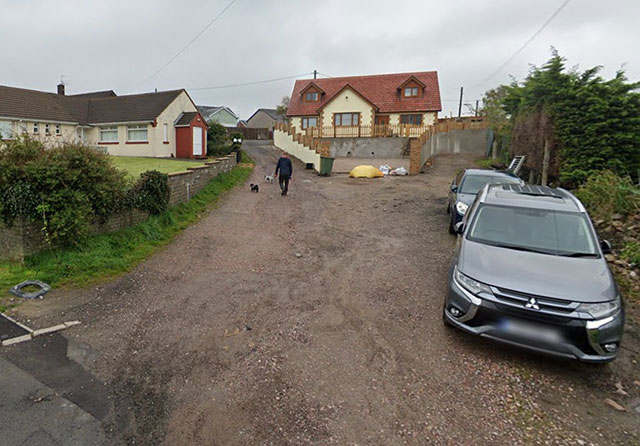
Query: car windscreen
467,204,599,256
459,175,521,195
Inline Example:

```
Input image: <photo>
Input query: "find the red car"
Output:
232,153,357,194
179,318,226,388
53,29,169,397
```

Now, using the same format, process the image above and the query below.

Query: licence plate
497,319,562,344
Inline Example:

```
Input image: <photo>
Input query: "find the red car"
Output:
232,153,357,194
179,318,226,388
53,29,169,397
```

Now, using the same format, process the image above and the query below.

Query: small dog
250,183,259,193
264,175,274,183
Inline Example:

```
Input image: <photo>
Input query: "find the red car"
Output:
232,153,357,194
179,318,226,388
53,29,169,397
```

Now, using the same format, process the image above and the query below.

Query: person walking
274,152,293,196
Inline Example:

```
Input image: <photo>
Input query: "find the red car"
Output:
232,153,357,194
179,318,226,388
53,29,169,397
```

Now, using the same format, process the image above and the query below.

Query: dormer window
404,87,419,97
301,82,324,103
398,76,426,98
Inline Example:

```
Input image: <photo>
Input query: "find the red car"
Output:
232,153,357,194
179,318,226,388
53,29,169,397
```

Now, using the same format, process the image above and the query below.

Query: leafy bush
0,137,174,247
207,144,233,157
207,121,229,156
574,171,640,222
493,50,640,187
129,170,170,215
0,138,130,245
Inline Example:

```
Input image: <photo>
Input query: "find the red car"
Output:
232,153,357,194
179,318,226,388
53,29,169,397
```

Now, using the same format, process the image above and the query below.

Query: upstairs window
400,114,423,125
127,124,148,142
45,123,51,135
301,117,317,129
99,126,118,143
55,124,61,135
305,91,319,102
334,113,359,127
404,86,419,97
33,122,39,134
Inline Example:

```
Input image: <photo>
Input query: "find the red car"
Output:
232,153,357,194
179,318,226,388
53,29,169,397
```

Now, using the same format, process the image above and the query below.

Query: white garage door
193,126,203,156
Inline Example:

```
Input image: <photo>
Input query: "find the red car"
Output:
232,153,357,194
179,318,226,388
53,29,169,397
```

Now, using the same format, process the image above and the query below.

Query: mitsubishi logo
525,297,540,311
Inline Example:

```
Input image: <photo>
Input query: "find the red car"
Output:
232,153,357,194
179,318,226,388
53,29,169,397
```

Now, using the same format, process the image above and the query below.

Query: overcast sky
1,0,638,119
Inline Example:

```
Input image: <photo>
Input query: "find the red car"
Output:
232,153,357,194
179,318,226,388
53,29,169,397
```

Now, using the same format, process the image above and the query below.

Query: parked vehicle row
443,170,624,363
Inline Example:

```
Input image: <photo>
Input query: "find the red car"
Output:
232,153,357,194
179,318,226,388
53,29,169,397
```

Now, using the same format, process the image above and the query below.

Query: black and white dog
250,183,259,193
264,174,274,183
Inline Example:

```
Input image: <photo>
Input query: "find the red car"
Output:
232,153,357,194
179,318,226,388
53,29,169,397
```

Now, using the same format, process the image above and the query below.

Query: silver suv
444,184,624,363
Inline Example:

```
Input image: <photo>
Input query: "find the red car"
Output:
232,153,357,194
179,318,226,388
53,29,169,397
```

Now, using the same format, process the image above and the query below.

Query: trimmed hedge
0,137,171,246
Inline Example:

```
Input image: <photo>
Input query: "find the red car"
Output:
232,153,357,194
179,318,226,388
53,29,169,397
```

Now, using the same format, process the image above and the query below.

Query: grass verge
0,165,252,311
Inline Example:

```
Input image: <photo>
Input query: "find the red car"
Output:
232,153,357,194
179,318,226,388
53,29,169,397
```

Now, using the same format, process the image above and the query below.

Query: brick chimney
57,83,65,95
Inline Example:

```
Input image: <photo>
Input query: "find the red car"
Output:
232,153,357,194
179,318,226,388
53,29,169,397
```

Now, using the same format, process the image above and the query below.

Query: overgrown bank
0,165,252,312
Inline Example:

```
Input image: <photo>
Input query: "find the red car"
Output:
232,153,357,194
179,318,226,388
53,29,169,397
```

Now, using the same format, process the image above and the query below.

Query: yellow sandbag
349,165,384,178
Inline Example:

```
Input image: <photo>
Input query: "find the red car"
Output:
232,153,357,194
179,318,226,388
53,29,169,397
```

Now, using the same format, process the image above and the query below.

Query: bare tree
276,96,290,122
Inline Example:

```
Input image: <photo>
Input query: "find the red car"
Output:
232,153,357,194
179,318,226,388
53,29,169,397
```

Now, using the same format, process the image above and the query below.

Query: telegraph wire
473,0,571,89
188,73,314,90
132,0,239,90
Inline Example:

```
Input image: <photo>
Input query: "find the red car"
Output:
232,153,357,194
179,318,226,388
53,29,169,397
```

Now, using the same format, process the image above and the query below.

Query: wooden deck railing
304,124,429,138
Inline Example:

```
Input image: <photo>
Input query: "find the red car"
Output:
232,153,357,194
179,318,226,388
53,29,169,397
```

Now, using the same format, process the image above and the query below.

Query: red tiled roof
286,71,441,117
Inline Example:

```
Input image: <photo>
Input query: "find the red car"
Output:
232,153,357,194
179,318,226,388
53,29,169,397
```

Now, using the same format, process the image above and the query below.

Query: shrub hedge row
0,137,171,246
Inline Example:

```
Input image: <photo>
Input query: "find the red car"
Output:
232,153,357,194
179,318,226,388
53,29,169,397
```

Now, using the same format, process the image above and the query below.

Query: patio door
375,115,389,125
374,115,390,136
193,126,203,156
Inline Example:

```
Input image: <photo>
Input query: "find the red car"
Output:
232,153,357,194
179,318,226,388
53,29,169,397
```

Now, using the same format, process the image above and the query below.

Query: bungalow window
0,120,13,139
400,114,423,125
55,124,61,135
301,117,317,129
99,126,118,143
305,92,318,102
127,124,148,142
404,87,419,97
33,122,39,134
45,123,51,135
334,113,359,127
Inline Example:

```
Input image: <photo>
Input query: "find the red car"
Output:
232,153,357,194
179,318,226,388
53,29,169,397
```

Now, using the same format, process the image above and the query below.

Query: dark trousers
279,175,290,195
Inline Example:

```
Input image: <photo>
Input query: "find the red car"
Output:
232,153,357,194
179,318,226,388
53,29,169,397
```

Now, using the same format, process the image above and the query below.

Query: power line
473,0,571,88
133,0,239,90
188,73,313,91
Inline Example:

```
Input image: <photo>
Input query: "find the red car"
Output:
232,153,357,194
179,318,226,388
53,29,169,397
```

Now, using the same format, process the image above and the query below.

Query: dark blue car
447,169,523,234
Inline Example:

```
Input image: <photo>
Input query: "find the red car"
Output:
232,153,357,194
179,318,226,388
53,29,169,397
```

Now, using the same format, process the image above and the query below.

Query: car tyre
448,214,456,235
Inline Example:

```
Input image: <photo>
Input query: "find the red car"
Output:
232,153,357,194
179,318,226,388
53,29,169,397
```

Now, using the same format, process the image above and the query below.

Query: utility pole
458,87,463,118
313,70,317,79
475,99,479,117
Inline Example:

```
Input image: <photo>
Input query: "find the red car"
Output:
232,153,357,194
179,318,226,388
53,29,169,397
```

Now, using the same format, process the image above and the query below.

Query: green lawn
110,156,207,177
0,165,253,312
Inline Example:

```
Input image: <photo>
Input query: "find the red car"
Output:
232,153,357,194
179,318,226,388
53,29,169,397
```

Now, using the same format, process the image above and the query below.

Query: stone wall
0,156,237,262
167,156,235,206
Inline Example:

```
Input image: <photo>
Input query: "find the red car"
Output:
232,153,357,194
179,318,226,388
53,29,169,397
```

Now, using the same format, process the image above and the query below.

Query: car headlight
455,201,469,215
579,296,621,319
454,267,492,296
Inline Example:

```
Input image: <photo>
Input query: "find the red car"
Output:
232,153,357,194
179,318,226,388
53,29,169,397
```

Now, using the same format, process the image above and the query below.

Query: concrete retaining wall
322,137,409,158
0,156,236,262
421,129,488,167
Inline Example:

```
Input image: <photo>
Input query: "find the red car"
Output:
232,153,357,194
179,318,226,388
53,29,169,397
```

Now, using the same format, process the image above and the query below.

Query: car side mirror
600,239,612,254
454,222,465,235
450,184,457,193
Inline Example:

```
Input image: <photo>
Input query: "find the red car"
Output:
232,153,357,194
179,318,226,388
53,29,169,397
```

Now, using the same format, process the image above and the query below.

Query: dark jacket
275,157,293,177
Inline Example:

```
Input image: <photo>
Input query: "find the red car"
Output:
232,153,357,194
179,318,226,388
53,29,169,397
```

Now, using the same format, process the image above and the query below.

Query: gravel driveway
7,142,639,445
